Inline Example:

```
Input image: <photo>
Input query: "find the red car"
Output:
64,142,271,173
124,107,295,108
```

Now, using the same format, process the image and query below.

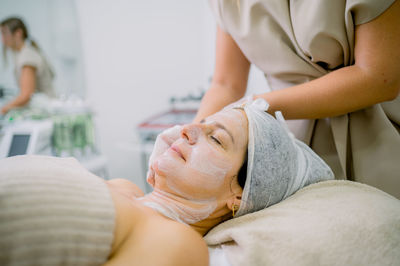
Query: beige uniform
14,41,55,97
209,0,400,198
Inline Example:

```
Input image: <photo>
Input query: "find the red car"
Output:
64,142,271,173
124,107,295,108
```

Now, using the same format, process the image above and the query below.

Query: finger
150,136,170,161
146,168,155,188
162,125,182,145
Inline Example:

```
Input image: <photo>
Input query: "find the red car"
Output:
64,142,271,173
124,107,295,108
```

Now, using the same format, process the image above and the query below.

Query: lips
170,145,185,161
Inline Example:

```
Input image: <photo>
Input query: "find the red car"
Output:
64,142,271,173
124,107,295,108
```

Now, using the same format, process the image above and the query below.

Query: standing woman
0,17,55,114
192,0,400,198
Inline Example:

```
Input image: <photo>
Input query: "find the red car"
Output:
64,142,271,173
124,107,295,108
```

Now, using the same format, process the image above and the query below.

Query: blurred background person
1,17,55,115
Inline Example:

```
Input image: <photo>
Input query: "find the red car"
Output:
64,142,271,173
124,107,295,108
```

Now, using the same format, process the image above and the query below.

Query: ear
226,194,242,212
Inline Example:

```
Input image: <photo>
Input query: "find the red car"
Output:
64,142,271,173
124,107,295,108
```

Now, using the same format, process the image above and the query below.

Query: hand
146,125,183,187
223,94,255,110
1,105,10,115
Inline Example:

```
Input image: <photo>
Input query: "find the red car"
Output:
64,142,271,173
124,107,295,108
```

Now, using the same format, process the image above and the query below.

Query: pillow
205,180,400,266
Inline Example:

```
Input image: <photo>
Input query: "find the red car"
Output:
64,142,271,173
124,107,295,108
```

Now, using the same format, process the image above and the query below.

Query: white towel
205,180,400,266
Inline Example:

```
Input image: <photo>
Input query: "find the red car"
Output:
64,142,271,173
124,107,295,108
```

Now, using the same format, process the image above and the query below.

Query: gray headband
233,99,334,217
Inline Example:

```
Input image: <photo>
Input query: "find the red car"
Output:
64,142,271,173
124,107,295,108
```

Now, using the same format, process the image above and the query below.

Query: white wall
75,0,268,191
76,0,210,190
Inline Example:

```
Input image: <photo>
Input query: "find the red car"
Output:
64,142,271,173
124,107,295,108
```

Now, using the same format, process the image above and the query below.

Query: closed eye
211,136,222,146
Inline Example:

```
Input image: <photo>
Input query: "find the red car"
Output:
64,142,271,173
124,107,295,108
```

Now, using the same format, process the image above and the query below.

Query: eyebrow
200,119,235,144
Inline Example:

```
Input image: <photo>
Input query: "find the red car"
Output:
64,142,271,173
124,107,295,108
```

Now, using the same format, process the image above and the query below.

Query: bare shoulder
169,222,209,266
105,217,209,266
144,220,209,266
106,178,145,198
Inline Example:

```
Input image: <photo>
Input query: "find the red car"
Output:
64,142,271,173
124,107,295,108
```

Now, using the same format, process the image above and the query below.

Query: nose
181,123,205,145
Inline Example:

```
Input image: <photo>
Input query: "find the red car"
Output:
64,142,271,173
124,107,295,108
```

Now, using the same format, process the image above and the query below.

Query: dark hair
1,17,40,65
237,152,248,189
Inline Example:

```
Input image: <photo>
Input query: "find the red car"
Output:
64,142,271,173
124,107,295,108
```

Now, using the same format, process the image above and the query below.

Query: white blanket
205,180,400,266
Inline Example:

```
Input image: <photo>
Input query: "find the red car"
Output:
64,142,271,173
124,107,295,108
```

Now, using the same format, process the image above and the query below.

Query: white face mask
141,109,248,224
139,189,217,224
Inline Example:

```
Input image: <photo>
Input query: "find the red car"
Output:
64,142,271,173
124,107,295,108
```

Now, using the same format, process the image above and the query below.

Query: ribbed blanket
0,155,115,266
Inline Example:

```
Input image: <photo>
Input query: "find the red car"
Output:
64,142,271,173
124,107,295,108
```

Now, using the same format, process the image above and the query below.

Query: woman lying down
0,99,333,266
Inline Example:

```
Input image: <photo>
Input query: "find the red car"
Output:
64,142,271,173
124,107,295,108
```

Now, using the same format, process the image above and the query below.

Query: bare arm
257,0,400,119
1,66,36,114
194,26,250,122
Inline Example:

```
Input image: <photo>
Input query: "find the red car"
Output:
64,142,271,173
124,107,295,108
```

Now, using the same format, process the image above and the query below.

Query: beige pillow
205,180,400,266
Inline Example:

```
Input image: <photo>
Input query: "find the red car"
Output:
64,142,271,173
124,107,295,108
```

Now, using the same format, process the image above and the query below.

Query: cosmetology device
0,95,108,178
0,119,53,158
0,118,108,178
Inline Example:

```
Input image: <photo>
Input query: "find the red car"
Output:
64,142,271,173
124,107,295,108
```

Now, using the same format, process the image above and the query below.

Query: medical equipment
52,112,96,157
0,119,53,158
0,95,109,178
138,109,197,142
0,118,108,178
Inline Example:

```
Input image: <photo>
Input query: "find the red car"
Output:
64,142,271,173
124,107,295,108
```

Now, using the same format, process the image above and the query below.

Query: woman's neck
190,212,231,236
138,189,227,235
13,38,25,51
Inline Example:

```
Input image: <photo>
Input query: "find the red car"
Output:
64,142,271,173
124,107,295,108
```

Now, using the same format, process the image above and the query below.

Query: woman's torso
209,0,395,90
14,42,55,97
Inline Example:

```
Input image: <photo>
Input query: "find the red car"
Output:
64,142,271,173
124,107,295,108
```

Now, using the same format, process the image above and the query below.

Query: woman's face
152,108,248,201
1,26,12,48
1,26,20,49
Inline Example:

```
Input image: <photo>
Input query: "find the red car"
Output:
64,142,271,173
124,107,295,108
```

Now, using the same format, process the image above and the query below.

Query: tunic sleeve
346,0,396,25
16,46,42,72
208,0,227,32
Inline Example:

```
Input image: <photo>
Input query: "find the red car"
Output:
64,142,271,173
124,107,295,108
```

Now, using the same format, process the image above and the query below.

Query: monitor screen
8,134,30,157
